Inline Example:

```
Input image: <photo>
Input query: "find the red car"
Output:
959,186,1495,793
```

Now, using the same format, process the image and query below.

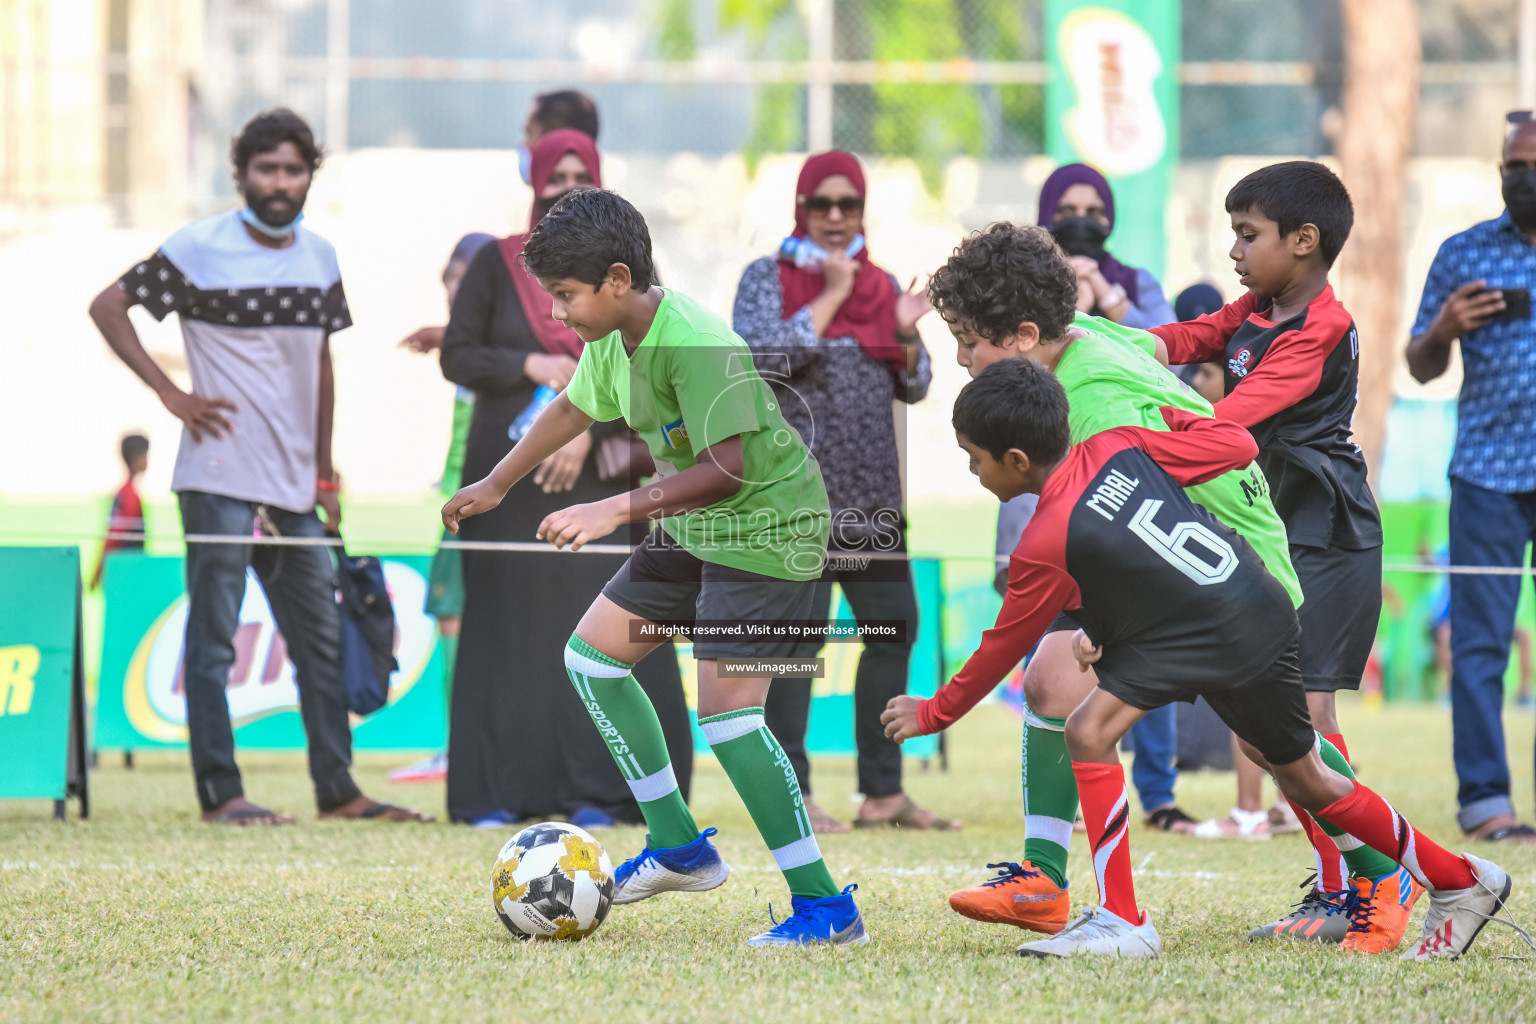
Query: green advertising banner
97,554,947,760
96,553,446,751
1045,0,1181,278
0,547,88,813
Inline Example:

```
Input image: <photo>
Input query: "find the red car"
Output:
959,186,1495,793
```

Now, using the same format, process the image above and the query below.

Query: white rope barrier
6,531,1536,574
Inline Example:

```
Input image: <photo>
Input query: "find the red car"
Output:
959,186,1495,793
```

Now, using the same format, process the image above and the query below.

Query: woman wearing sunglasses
731,150,957,833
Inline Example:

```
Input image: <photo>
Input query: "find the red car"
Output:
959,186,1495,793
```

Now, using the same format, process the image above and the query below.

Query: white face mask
517,145,533,186
240,206,304,239
777,233,865,270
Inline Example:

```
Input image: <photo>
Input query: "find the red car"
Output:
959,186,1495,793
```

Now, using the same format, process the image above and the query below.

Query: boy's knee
1063,710,1106,761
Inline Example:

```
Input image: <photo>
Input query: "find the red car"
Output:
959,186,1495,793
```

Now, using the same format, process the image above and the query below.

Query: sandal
1145,806,1198,834
853,795,961,831
1476,823,1536,843
320,800,435,823
209,804,293,826
1193,807,1271,840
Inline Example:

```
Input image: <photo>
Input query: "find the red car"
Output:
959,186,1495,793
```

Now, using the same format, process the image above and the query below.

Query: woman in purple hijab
1037,163,1176,330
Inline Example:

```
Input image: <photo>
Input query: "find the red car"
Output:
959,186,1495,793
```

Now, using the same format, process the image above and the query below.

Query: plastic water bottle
508,384,557,443
777,233,865,271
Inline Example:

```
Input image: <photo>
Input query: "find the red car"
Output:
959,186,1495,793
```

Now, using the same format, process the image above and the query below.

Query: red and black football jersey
918,410,1300,735
1151,286,1381,551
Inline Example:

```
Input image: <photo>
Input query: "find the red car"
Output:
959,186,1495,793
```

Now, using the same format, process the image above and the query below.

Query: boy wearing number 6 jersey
880,360,1512,962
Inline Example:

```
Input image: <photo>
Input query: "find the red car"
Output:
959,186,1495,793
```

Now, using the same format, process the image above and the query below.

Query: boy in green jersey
914,224,1385,947
443,188,865,947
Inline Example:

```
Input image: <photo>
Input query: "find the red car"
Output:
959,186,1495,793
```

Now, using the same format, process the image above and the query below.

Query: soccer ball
491,821,615,941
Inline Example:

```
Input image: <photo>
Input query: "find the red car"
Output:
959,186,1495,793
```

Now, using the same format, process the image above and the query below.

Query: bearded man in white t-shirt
89,108,427,826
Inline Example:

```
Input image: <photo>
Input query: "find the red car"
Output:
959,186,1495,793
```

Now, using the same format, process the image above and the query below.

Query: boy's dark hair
521,189,655,291
952,359,1071,466
1225,160,1354,267
231,108,324,176
533,90,600,140
120,433,149,467
927,223,1078,343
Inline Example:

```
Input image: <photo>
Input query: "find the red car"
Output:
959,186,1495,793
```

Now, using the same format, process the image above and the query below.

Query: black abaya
440,243,692,824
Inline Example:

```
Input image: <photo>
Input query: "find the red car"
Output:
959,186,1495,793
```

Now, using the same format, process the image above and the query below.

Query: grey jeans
178,490,361,812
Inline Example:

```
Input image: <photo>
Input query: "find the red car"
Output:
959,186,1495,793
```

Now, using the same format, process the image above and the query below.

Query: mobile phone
1479,285,1532,323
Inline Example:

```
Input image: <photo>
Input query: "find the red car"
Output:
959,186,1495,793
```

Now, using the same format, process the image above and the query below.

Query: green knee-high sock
1022,703,1076,890
1312,734,1399,881
699,707,839,899
564,635,699,849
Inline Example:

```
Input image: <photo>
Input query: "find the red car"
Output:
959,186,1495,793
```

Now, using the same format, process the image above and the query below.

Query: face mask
777,233,866,270
1050,216,1110,260
535,191,570,219
1504,168,1536,229
517,145,533,186
240,205,304,239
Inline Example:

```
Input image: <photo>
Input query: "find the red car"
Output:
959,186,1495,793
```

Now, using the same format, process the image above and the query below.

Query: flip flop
1477,823,1536,843
320,802,435,823
211,805,292,826
853,795,961,831
1145,806,1199,833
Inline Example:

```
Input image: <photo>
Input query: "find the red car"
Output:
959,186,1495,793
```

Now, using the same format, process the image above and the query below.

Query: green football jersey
1054,313,1303,607
564,289,830,581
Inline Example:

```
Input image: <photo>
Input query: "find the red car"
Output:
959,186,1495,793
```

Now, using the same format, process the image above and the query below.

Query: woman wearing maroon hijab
440,129,690,828
732,151,958,832
1037,163,1176,329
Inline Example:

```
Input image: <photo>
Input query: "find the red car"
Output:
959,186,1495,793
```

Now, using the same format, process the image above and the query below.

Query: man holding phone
1407,112,1536,843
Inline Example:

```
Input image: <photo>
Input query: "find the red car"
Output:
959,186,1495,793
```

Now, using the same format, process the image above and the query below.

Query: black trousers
764,566,918,799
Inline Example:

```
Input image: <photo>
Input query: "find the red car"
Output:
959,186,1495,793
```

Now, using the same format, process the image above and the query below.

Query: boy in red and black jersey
1149,162,1400,941
91,433,149,590
880,359,1510,962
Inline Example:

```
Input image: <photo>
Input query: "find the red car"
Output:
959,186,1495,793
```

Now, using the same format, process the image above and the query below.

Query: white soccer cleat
1015,906,1162,959
611,827,731,906
1402,853,1513,961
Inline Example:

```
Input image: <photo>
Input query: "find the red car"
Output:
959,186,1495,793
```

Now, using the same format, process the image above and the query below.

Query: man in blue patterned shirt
1407,116,1536,843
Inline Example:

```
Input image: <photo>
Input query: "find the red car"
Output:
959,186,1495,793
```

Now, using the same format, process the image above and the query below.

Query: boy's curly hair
926,223,1079,343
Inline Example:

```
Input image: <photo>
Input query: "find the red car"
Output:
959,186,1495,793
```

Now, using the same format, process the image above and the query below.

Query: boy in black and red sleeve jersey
1148,162,1408,946
881,359,1510,962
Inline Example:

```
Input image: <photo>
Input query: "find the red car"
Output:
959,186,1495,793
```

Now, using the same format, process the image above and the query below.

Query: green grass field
5,699,1536,1023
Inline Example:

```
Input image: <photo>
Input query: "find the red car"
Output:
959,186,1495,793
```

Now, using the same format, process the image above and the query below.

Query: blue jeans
178,491,361,812
1448,477,1536,831
1128,704,1178,811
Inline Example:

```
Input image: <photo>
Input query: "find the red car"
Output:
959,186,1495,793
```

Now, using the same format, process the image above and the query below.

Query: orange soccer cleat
948,861,1070,935
1340,866,1425,954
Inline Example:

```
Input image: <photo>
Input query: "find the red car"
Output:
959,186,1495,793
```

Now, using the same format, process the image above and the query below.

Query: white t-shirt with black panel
120,209,351,513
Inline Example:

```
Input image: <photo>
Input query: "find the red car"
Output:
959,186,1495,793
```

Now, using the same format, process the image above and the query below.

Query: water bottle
508,384,557,443
777,234,865,271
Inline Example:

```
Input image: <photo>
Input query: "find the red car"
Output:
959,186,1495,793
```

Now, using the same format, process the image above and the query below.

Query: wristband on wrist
316,478,339,492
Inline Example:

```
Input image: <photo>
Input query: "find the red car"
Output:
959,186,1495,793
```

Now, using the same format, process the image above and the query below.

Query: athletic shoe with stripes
1403,853,1513,961
1340,866,1424,954
747,885,869,947
611,827,731,906
1247,874,1352,943
1015,906,1161,959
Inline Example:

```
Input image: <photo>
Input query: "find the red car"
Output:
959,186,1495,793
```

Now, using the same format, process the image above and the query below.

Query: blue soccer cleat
611,827,731,905
747,884,869,947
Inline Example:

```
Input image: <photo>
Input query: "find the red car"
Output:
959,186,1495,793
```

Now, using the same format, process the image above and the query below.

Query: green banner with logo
97,553,946,760
0,547,88,809
96,553,446,751
1045,0,1181,278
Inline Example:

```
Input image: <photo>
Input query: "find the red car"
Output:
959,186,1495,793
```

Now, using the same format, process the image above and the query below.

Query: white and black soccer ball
491,821,615,941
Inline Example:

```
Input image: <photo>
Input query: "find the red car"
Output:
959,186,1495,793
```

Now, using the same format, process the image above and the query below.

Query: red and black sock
1072,761,1141,923
1316,781,1474,892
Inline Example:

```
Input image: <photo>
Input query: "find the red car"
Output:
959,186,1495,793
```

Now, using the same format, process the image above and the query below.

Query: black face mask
535,191,571,219
1504,168,1536,229
1050,216,1110,260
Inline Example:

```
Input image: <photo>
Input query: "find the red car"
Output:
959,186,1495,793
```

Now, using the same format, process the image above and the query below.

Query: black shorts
1045,610,1080,635
601,529,819,660
1293,543,1382,692
1100,644,1316,767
